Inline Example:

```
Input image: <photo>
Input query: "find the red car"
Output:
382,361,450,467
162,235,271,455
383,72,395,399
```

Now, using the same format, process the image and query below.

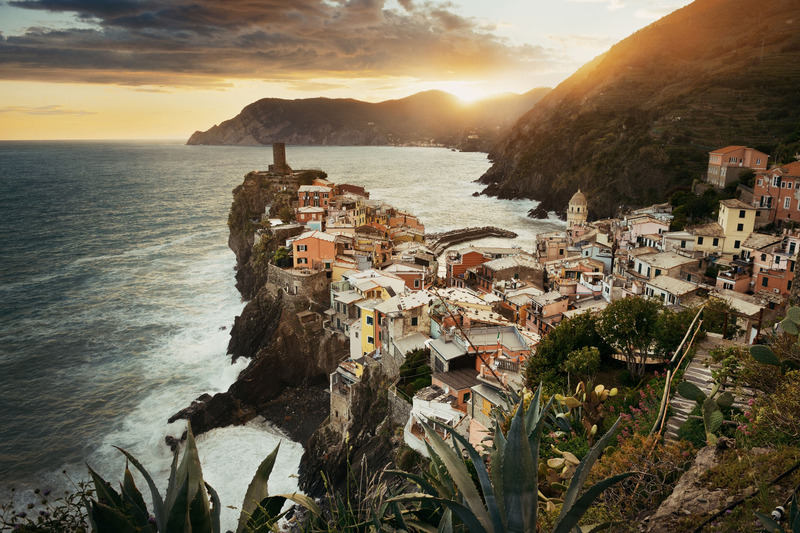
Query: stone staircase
664,333,749,441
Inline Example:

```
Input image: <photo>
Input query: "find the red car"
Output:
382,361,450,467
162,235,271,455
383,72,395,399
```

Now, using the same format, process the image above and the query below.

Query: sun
429,81,502,103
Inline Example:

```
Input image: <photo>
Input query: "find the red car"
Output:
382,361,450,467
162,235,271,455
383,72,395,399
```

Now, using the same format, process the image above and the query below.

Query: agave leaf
425,440,454,498
113,446,166,531
503,402,537,533
676,381,705,403
421,421,492,529
716,391,735,409
189,478,213,533
386,470,440,496
751,345,781,366
491,418,507,528
244,496,287,532
165,471,192,532
790,488,799,532
754,511,783,532
551,473,633,533
90,501,139,533
404,518,439,533
205,482,222,533
237,443,281,533
121,463,147,514
87,466,125,510
274,492,323,517
447,429,504,533
524,385,543,437
782,317,800,336
390,500,409,531
390,494,488,533
555,416,622,528
120,466,150,530
438,508,454,533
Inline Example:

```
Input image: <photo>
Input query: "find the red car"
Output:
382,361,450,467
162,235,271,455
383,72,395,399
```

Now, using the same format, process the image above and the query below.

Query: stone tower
567,189,588,229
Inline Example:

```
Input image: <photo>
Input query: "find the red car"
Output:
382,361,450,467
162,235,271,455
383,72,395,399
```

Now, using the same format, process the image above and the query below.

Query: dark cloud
0,0,560,87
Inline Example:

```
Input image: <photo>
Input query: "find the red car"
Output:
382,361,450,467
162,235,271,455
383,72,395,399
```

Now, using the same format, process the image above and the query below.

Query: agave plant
389,386,632,533
676,379,734,445
86,424,321,533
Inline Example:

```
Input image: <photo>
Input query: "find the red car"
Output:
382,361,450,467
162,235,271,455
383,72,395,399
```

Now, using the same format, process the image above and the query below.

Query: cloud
0,0,561,87
0,104,96,115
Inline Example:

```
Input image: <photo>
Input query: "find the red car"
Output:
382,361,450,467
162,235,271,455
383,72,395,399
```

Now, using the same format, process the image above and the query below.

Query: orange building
292,231,343,271
706,146,769,189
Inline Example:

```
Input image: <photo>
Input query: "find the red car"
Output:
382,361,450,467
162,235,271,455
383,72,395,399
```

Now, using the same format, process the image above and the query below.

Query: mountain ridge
187,88,550,151
479,0,800,218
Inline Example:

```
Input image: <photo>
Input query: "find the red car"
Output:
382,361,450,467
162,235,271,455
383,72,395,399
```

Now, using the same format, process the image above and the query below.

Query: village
250,143,800,459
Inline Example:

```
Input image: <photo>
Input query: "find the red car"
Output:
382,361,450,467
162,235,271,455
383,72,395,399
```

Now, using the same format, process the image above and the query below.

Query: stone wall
266,264,330,303
387,385,412,427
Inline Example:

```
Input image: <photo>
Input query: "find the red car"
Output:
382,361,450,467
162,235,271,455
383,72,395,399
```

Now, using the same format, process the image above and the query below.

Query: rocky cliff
170,171,347,443
480,0,800,218
187,89,550,152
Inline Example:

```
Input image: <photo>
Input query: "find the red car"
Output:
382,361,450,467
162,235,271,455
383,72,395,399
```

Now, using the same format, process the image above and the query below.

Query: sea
0,141,563,529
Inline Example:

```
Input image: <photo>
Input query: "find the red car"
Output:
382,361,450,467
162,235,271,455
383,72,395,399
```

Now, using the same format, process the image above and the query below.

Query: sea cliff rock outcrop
298,366,396,498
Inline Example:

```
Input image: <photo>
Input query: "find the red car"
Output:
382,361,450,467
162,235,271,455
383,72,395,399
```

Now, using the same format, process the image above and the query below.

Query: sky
0,0,693,140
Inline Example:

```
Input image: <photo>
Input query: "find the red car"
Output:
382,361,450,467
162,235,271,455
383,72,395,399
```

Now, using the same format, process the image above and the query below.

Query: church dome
569,189,587,207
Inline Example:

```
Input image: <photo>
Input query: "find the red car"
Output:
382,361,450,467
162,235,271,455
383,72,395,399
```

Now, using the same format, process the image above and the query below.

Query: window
713,238,719,246
414,279,420,288
411,317,418,326
737,224,744,231
762,277,769,287
773,176,781,187
790,183,794,190
791,242,797,254
367,336,374,345
734,240,741,249
776,256,781,265
757,179,763,186
739,210,746,218
786,197,792,210
297,257,308,264
680,240,686,249
366,315,373,325
655,269,662,276
698,237,705,245
296,244,307,252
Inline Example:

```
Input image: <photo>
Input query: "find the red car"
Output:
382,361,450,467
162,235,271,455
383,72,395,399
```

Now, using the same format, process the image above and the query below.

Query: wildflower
42,489,50,496
16,512,26,518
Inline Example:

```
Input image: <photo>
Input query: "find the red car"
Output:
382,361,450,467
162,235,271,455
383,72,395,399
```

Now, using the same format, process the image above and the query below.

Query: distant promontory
186,89,550,152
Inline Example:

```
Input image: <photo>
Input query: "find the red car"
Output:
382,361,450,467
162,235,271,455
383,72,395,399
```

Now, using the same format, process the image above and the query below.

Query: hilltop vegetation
480,0,800,218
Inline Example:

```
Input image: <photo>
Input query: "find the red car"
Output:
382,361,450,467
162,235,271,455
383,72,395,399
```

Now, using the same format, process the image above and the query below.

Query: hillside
479,0,800,218
186,88,550,151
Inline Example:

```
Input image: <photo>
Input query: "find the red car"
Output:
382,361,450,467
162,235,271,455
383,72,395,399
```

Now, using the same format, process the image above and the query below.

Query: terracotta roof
687,222,725,237
720,198,755,210
709,146,745,154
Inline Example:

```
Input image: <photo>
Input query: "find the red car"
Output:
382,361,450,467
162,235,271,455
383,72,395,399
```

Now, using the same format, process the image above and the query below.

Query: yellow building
718,199,756,255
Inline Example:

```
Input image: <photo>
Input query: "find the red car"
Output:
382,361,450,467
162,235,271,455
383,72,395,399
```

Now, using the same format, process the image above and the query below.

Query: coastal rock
299,366,395,498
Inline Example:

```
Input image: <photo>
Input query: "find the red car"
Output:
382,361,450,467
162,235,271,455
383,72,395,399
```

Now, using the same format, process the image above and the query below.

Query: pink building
707,146,769,188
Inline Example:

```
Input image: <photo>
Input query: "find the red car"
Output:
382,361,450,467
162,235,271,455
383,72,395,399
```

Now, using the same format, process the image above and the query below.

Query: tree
563,346,601,383
653,307,697,357
598,296,662,378
525,312,611,390
277,204,295,224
